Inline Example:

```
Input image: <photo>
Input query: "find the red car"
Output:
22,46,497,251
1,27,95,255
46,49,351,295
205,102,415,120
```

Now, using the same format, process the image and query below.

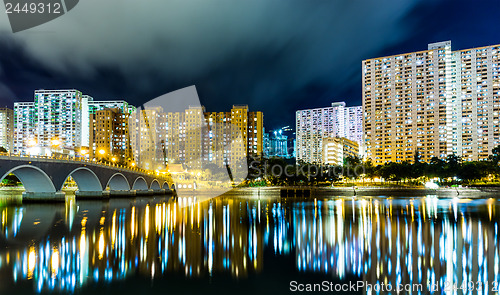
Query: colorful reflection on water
0,193,499,294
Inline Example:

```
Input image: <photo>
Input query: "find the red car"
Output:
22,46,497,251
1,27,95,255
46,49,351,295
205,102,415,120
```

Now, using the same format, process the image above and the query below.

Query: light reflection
289,196,500,295
0,195,498,294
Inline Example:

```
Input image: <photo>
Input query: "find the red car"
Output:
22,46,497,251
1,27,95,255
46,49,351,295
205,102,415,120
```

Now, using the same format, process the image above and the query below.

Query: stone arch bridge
0,155,175,201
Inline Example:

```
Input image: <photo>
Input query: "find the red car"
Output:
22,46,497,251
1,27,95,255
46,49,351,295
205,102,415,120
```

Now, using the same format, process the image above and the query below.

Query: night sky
0,0,499,130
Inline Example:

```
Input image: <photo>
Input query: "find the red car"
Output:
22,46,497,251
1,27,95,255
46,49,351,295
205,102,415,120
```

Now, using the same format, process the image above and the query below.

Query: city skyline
8,88,265,171
1,0,499,129
3,39,500,167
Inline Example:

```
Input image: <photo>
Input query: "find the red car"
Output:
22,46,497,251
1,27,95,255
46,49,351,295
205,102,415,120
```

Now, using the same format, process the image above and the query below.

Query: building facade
295,102,362,164
13,90,84,155
204,105,263,166
363,41,500,164
150,105,265,169
89,108,132,164
322,137,360,166
0,108,13,152
13,102,34,154
129,107,166,170
13,90,138,158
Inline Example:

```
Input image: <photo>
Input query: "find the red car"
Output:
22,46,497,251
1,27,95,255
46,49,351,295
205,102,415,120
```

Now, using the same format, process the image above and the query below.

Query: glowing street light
51,138,62,148
111,157,117,162
27,138,37,147
131,162,136,167
98,149,106,156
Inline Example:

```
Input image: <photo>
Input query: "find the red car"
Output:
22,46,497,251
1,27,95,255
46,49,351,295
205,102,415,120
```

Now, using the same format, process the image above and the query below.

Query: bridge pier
136,189,154,196
22,191,66,202
75,190,108,200
108,190,136,197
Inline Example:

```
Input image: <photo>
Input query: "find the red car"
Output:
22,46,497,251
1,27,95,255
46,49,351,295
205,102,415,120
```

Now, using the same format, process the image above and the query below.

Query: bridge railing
0,152,169,179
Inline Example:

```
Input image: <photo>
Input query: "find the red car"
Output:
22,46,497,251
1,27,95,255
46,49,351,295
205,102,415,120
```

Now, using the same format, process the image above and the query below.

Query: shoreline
227,186,500,197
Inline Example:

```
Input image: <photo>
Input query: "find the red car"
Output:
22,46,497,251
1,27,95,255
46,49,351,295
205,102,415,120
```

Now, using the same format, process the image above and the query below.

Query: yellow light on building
51,138,61,147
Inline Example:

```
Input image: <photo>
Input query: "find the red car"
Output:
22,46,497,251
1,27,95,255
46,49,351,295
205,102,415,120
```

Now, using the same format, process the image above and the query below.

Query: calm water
0,188,499,294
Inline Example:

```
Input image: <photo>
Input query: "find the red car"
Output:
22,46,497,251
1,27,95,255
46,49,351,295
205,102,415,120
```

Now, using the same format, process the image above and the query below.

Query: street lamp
79,148,89,157
111,157,117,163
98,149,106,156
51,138,62,148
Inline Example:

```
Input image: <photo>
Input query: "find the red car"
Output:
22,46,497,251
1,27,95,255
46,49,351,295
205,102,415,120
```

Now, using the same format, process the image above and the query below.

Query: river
0,187,499,294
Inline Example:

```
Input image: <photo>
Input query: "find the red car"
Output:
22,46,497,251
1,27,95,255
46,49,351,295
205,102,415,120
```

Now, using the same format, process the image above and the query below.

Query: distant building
0,107,13,152
363,41,500,164
322,137,359,166
89,108,132,164
89,100,136,115
295,102,362,164
263,128,291,158
146,105,265,169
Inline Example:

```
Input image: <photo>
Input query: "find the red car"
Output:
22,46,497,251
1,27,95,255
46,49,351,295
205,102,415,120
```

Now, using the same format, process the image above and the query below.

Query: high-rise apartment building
363,41,500,164
86,99,137,150
129,107,166,170
204,105,263,166
0,108,13,152
184,106,205,169
89,108,132,163
164,111,185,165
81,95,92,148
295,102,362,164
344,106,363,144
13,102,34,154
13,89,83,155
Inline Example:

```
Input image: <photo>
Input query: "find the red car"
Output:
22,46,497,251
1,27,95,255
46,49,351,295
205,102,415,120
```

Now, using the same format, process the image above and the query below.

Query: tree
426,157,445,179
444,154,461,178
0,146,7,153
458,161,489,183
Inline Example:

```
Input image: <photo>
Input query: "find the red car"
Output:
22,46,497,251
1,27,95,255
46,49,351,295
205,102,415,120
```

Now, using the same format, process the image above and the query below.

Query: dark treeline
245,147,500,186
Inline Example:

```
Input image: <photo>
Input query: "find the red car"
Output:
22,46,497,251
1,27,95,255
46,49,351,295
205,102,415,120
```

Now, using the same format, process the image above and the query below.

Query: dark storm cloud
0,0,499,128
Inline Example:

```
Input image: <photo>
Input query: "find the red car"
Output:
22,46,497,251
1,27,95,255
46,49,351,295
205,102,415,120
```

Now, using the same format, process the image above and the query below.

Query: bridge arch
162,181,170,190
61,167,102,192
171,183,176,190
132,177,148,190
150,179,161,190
106,173,130,191
0,165,55,192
